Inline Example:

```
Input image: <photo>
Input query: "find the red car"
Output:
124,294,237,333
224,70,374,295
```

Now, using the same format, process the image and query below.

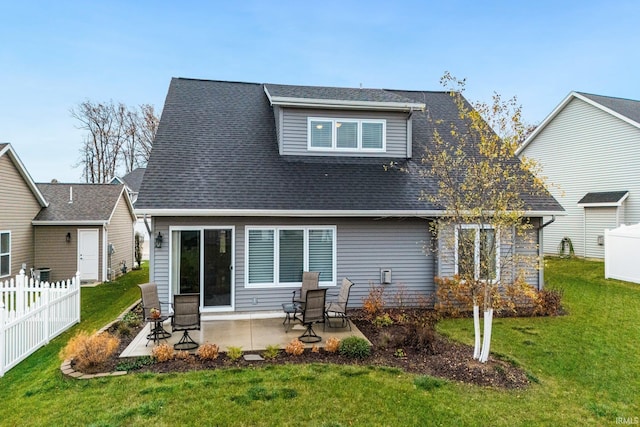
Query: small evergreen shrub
152,343,175,362
226,346,243,361
262,345,280,360
338,336,371,359
122,310,142,328
285,339,305,356
324,337,341,353
372,313,394,328
197,343,220,361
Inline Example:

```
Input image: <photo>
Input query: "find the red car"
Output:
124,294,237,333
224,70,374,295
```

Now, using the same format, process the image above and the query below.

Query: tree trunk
473,304,481,359
479,308,494,363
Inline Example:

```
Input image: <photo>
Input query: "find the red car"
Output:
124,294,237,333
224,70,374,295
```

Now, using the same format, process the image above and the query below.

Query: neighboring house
112,168,150,260
111,167,146,204
0,143,48,279
32,183,136,282
135,78,562,314
517,92,640,259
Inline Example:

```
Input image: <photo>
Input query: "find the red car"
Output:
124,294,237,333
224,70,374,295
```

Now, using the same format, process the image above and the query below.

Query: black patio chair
172,294,201,350
298,288,326,343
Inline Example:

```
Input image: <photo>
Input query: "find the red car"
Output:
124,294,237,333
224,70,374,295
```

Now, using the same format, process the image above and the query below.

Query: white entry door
78,229,99,281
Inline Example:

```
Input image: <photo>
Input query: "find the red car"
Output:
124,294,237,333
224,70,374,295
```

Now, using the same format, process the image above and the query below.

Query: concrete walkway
121,316,368,357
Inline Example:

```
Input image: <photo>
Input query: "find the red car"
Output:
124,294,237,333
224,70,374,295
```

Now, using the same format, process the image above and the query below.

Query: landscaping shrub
324,337,341,353
152,343,175,362
116,322,132,337
372,313,394,328
285,339,305,356
60,331,120,372
262,345,280,360
338,336,371,359
311,344,320,353
362,283,385,319
197,343,220,361
375,330,394,350
175,350,191,360
226,346,243,361
536,288,564,316
121,310,142,328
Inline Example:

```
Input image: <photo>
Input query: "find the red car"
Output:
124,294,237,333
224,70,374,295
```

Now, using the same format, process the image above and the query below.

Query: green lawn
1,258,638,426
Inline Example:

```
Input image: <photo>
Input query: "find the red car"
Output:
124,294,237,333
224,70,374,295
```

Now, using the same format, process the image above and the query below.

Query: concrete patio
120,314,368,358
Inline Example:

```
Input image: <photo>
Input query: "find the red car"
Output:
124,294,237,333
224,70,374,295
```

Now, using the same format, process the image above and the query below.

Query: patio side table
282,302,301,332
146,315,171,346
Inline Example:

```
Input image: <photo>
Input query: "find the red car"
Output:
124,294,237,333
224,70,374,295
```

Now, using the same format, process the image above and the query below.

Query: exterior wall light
66,232,71,243
155,232,163,248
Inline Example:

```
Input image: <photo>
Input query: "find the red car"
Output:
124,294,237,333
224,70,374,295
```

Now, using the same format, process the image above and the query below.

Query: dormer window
308,118,386,151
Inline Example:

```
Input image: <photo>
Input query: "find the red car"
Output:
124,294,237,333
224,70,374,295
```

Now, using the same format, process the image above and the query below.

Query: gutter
537,215,556,230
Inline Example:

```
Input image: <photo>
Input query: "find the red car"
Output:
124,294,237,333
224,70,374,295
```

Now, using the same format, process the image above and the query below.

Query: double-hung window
0,231,10,277
455,225,499,281
246,226,336,287
308,118,385,151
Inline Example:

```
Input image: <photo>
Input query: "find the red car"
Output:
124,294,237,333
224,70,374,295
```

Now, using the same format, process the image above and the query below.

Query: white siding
584,207,619,259
278,108,409,158
520,97,640,259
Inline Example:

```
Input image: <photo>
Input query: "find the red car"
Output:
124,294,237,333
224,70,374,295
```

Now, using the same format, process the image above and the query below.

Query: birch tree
422,73,546,362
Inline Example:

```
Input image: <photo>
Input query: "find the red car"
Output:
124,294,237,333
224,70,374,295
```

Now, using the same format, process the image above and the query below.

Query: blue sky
2,1,639,182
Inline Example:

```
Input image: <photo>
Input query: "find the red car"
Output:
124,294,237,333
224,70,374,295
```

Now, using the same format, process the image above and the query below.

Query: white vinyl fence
605,223,640,284
1,270,80,377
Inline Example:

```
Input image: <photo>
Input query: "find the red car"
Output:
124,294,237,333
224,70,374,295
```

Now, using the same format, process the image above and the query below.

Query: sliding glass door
171,227,234,310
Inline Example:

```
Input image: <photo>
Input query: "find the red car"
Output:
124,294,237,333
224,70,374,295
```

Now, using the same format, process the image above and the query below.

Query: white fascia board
0,144,49,207
263,87,425,111
32,220,108,226
135,208,565,218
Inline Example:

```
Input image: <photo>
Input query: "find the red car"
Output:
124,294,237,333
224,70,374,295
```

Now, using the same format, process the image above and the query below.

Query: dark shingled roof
34,183,128,222
265,83,421,105
578,92,640,125
120,168,146,192
0,143,7,150
136,78,563,214
577,191,629,205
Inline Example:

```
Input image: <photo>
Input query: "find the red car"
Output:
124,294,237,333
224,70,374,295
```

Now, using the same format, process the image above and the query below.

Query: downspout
536,216,556,290
143,214,152,235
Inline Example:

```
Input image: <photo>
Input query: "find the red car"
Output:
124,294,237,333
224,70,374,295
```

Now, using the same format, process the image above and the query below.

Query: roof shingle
136,78,562,214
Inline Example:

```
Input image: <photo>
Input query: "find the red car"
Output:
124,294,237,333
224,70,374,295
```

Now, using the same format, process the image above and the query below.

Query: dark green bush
338,336,371,359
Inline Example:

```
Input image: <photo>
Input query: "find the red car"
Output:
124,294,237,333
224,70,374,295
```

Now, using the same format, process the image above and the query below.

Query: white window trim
245,225,337,288
307,117,386,152
453,224,500,282
0,230,10,278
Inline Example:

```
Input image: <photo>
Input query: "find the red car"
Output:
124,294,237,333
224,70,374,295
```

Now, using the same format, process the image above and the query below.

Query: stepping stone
243,354,264,361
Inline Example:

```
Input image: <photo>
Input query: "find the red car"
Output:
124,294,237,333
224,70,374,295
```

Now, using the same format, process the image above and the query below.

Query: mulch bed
81,307,531,389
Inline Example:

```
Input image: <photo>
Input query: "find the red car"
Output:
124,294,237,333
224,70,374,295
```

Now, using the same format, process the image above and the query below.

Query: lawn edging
60,298,142,379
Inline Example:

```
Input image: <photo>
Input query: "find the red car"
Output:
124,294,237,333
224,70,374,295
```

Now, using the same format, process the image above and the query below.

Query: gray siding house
517,92,640,259
136,78,562,316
